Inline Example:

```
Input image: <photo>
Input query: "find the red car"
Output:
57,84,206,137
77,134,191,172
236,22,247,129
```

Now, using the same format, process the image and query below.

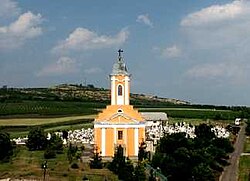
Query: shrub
67,143,78,163
71,162,79,169
82,176,89,181
89,150,102,169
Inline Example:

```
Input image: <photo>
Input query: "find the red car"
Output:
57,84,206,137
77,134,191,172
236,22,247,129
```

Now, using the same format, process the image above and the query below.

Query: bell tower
94,50,146,157
110,49,130,105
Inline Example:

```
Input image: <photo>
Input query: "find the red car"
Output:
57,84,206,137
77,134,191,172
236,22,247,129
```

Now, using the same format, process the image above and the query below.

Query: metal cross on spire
118,49,123,58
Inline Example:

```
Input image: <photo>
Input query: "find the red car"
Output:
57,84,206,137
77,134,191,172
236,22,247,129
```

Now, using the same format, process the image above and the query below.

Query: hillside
0,84,189,106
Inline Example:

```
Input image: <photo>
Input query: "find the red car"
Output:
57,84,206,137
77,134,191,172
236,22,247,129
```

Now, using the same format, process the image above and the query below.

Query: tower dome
111,49,129,76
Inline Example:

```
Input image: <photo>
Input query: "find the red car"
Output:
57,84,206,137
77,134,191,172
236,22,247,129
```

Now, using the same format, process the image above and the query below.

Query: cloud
180,0,250,50
136,14,153,27
180,1,250,50
186,62,248,85
181,1,244,27
0,0,20,18
53,27,129,53
152,45,181,59
161,45,181,58
84,67,102,74
178,0,250,85
37,57,79,77
187,63,229,78
0,11,43,49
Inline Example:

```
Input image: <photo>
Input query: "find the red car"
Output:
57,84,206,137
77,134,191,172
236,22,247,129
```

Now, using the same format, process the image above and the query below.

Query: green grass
0,115,95,126
240,136,250,181
0,146,118,181
239,155,250,181
244,137,250,153
7,122,93,138
45,122,93,132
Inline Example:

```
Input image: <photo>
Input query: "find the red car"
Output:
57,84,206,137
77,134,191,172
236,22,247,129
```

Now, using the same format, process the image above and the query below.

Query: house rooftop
141,112,168,121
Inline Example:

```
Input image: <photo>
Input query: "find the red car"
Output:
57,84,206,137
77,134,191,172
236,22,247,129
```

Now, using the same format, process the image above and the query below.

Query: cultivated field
0,101,103,116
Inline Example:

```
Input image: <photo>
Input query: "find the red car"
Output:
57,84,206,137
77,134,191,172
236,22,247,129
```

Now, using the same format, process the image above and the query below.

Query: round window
117,109,123,113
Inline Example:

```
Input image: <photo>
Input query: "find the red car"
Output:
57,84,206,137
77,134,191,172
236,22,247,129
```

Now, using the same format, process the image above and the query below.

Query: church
94,50,146,157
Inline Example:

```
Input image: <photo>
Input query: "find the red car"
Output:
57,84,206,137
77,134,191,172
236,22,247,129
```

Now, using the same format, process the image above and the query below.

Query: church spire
110,50,130,105
111,49,128,75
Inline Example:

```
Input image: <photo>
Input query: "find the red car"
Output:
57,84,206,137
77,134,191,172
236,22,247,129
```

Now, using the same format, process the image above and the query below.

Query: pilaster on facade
134,128,139,156
124,76,130,105
111,77,116,105
124,128,128,156
101,128,106,156
114,127,117,144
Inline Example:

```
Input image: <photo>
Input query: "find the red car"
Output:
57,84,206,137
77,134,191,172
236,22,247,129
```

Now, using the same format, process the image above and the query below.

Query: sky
0,0,250,106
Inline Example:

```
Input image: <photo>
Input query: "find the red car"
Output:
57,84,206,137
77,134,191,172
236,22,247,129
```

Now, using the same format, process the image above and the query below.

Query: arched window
118,85,123,96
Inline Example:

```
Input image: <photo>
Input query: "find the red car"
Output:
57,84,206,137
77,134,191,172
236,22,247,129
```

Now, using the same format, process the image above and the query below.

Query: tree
195,124,215,140
151,124,233,181
156,132,191,154
108,145,134,181
118,158,134,181
246,120,250,136
48,133,63,153
62,130,68,140
108,145,125,174
67,143,78,163
134,163,146,181
26,127,47,151
192,163,215,181
90,147,103,169
0,131,14,161
212,137,234,154
44,133,64,159
138,141,147,162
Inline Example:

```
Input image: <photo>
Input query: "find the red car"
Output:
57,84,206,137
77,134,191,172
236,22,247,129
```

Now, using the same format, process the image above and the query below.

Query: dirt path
220,122,247,181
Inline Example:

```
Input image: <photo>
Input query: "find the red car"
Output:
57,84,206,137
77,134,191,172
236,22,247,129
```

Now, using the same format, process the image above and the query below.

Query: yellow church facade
94,50,146,157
